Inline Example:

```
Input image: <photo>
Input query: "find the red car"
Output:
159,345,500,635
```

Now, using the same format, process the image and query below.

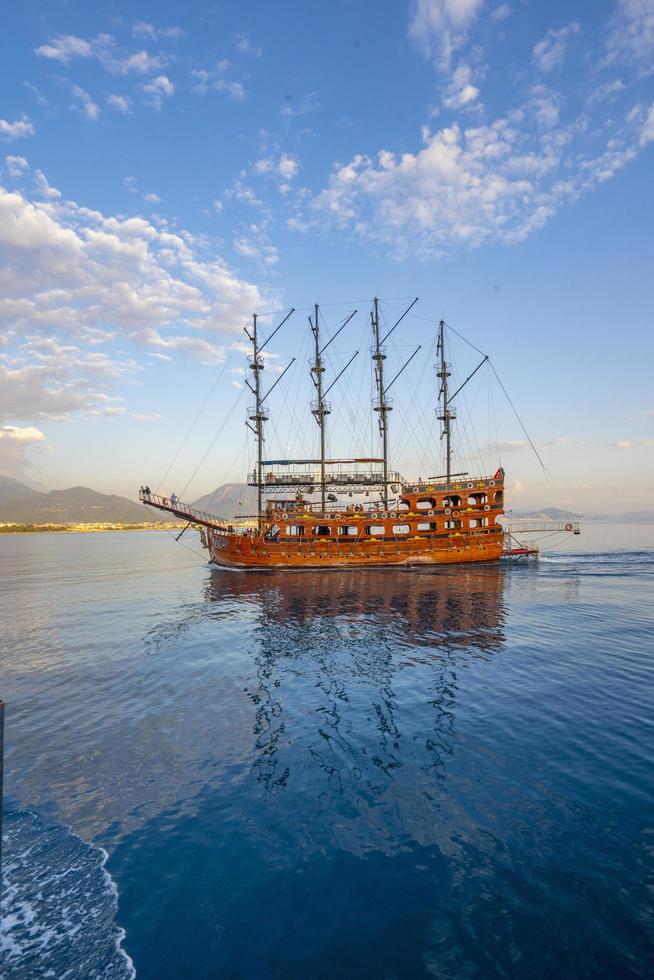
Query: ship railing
138,490,231,533
501,519,581,534
407,474,502,492
251,469,402,488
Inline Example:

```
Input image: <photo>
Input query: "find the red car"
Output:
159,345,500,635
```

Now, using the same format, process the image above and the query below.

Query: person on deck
170,492,178,505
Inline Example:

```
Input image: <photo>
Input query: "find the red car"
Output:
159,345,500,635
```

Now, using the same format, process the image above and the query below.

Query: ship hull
207,531,503,569
206,476,505,569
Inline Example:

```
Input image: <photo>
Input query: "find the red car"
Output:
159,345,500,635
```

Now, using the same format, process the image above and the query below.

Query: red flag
493,467,504,480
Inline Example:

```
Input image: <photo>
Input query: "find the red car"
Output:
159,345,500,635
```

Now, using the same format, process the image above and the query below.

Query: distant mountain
192,483,256,519
584,511,654,524
510,507,584,520
509,506,654,523
0,475,43,504
0,477,169,524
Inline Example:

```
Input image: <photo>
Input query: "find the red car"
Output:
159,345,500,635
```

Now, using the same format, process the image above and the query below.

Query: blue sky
1,0,653,511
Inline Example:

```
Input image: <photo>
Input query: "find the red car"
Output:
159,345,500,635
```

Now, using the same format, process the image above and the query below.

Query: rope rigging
153,298,576,552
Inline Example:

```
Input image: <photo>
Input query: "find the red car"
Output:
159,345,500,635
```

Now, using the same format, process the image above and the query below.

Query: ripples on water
1,529,653,978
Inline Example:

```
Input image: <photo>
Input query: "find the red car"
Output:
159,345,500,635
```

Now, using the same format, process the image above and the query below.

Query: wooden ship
140,299,579,568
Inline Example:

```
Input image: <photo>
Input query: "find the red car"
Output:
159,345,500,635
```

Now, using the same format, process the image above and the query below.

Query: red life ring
565,522,573,532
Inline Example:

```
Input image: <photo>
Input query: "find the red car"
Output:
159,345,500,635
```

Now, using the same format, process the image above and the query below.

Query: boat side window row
398,490,503,510
281,517,491,537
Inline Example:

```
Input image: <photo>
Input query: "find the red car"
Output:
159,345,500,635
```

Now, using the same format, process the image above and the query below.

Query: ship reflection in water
203,564,507,812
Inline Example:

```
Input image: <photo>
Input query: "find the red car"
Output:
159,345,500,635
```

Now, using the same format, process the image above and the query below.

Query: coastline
0,522,182,534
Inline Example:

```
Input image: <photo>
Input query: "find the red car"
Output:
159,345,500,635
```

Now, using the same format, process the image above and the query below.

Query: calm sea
1,525,653,978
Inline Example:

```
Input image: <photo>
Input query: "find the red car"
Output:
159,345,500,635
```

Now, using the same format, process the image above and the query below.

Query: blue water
1,529,653,978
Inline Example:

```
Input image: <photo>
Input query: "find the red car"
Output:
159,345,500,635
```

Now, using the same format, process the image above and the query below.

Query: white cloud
124,175,138,194
442,62,480,109
309,96,643,256
233,32,262,57
612,438,654,449
0,163,267,377
408,0,485,70
640,102,654,144
0,342,135,426
278,154,299,179
35,32,166,76
225,180,265,209
254,157,274,174
586,79,626,108
532,22,580,74
0,117,35,141
143,192,161,203
0,424,46,479
605,0,654,74
0,424,45,444
33,169,61,200
5,155,29,178
131,22,184,41
107,94,132,114
35,34,94,63
234,237,259,257
70,85,100,122
215,79,246,101
142,75,175,110
233,223,279,267
490,3,511,21
132,411,164,421
192,63,246,100
115,50,165,76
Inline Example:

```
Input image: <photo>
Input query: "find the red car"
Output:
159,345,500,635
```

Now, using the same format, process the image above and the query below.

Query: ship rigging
140,298,580,567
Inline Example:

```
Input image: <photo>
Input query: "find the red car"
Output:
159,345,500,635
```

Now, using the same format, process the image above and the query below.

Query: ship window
416,497,436,510
312,525,331,536
365,525,385,536
468,493,487,506
285,525,304,536
469,518,489,528
417,522,437,532
338,525,357,536
392,524,410,534
494,490,504,505
445,519,462,529
398,499,410,511
443,495,461,507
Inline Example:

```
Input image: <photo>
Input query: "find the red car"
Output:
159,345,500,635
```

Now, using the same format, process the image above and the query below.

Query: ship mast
245,308,295,524
437,318,455,483
246,313,267,522
371,297,390,508
310,303,329,511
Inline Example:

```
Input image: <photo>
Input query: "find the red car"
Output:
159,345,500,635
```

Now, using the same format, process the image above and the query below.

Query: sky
1,0,653,513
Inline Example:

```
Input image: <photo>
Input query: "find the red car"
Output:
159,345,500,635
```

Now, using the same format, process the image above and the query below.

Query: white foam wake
0,809,135,979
